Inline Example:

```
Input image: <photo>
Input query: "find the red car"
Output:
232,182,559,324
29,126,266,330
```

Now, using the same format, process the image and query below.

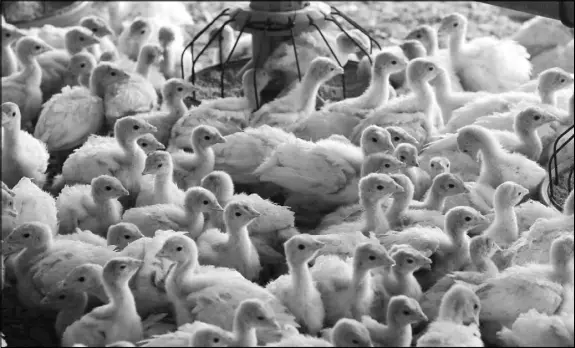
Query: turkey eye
352,340,359,344
176,246,183,251
204,135,211,141
119,265,126,269
534,115,540,121
79,36,85,41
11,112,16,117
560,78,566,83
111,71,116,76
133,125,140,130
391,60,397,65
416,34,422,39
92,28,98,32
35,45,41,50
213,338,219,343
177,87,183,92
430,163,435,168
448,184,455,188
400,155,405,161
78,277,85,282
235,212,242,217
473,304,479,310
330,67,335,71
464,216,471,222
376,185,384,190
23,233,30,238
59,294,66,300
384,163,390,168
393,137,400,142
406,258,414,264
371,137,378,143
203,200,208,205
5,33,11,37
141,143,148,147
402,310,410,315
256,316,264,321
445,163,449,168
124,235,131,239
368,255,376,261
157,164,163,168
105,186,111,191
141,30,146,35
428,66,434,71
80,63,86,68
517,192,522,196
297,244,306,250
453,23,459,27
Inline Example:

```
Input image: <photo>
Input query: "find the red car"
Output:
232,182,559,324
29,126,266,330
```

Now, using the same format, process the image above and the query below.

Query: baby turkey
362,295,428,347
56,175,128,236
62,257,144,347
123,186,222,238
265,234,326,335
2,102,49,188
136,150,185,207
197,201,263,281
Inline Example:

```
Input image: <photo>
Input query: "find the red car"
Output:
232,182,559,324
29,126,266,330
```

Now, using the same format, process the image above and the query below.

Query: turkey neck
551,252,574,285
386,307,412,338
297,73,323,114
420,184,446,211
386,184,414,226
2,43,18,76
13,50,42,87
154,165,175,204
514,123,542,160
136,56,153,78
93,194,121,222
165,96,188,123
351,261,372,312
289,257,315,300
78,71,91,88
15,237,53,276
447,24,468,66
362,195,391,235
539,87,558,106
168,255,197,299
233,315,258,347
160,44,175,78
432,71,455,122
191,137,215,164
361,69,393,109
56,293,88,335
226,221,254,267
490,199,518,244
102,276,138,315
427,31,439,57
116,132,141,162
410,77,439,133
2,117,22,160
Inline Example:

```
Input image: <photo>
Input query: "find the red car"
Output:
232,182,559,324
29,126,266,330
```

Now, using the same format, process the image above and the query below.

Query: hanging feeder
180,1,381,109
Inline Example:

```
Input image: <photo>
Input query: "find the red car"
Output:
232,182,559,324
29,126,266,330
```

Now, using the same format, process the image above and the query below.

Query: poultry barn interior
1,0,574,347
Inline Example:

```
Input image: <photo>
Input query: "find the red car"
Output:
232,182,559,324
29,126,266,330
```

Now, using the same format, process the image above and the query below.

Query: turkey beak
214,134,227,144
40,296,50,305
102,24,115,38
270,319,281,331
155,249,167,259
247,207,261,219
88,35,101,45
421,257,433,270
142,167,152,176
335,66,345,75
542,112,559,124
41,44,55,54
128,259,143,271
462,183,471,194
210,203,224,212
13,28,27,40
146,124,158,133
392,182,405,193
416,309,429,322
4,207,18,217
120,187,130,196
313,241,326,250
492,242,502,252
185,83,200,97
476,215,490,226
1,112,11,126
412,159,420,167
